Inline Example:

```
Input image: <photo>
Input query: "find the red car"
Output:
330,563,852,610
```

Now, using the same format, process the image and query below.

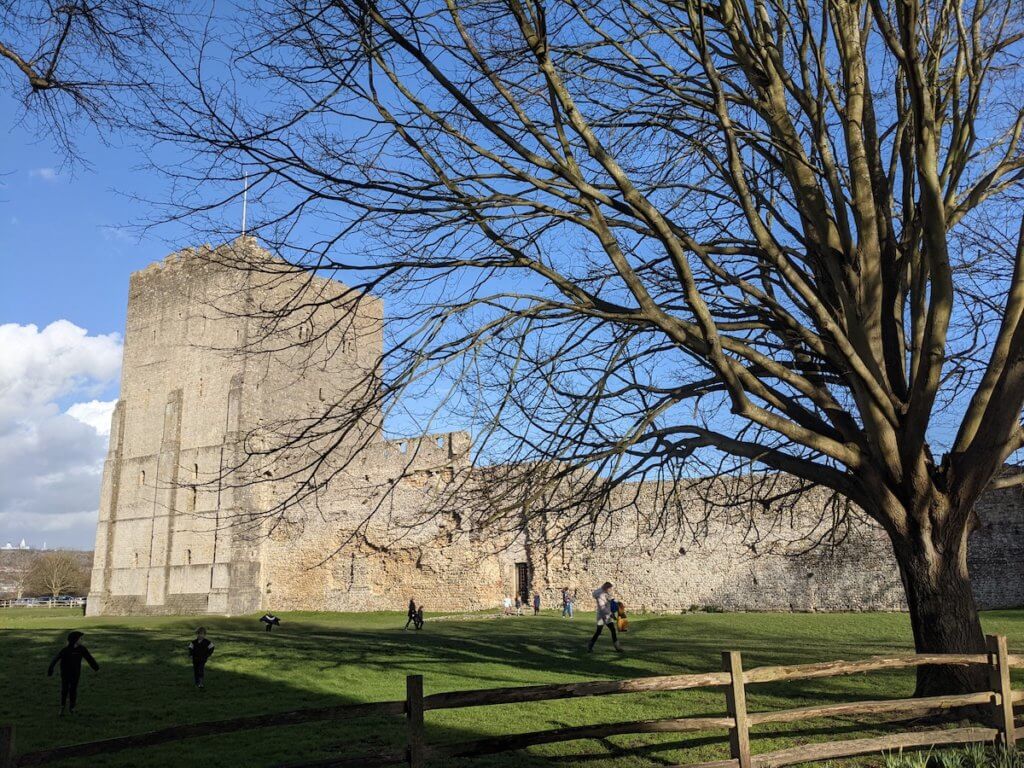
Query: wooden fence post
986,634,1016,748
406,675,425,768
722,651,752,768
0,724,14,768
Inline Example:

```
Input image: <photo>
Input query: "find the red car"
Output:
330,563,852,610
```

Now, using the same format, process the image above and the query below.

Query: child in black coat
47,631,99,715
187,627,215,688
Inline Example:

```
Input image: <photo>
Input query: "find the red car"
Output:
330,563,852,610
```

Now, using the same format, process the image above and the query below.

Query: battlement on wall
132,240,245,283
374,431,472,470
131,237,379,308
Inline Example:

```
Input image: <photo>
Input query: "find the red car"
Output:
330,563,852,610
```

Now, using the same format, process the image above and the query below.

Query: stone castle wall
968,489,1024,609
89,241,1024,616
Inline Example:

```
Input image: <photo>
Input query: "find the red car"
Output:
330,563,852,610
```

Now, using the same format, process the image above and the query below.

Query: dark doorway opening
515,562,530,605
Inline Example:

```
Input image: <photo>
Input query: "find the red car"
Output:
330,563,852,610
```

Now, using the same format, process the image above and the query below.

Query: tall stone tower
87,239,383,615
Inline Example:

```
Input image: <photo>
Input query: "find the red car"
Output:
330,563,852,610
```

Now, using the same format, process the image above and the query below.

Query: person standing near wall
587,582,623,653
533,592,541,615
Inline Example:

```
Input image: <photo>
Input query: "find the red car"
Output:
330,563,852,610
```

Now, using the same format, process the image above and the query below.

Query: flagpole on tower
241,172,248,237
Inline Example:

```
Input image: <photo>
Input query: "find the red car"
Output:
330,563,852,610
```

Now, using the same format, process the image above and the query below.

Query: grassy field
2,608,1022,767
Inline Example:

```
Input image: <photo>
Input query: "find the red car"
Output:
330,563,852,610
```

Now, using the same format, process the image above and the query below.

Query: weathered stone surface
87,241,1024,616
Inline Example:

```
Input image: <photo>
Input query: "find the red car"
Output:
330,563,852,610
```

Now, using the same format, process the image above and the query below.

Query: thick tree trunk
893,535,988,696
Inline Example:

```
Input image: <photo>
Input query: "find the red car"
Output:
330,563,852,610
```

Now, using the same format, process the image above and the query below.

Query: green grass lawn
2,608,1022,767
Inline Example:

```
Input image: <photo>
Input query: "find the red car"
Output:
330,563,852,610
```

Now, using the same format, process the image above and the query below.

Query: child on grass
188,627,215,688
47,631,99,715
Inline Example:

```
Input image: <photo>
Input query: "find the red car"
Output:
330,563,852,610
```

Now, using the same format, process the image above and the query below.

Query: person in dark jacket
532,593,541,615
187,627,215,688
414,605,425,630
404,598,418,630
260,613,281,632
47,631,99,714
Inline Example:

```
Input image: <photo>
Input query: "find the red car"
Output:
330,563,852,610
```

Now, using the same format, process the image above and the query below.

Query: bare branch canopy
134,0,1024,694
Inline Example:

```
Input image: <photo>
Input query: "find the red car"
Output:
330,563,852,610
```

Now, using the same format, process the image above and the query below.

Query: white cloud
99,225,135,244
28,167,58,182
0,322,122,549
0,320,121,426
67,400,117,437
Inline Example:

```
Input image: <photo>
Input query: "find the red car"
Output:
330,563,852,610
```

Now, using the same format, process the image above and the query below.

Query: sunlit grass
2,608,1022,767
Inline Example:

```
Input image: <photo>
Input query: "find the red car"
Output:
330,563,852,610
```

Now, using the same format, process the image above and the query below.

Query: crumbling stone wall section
519,505,906,613
89,242,1024,616
466,479,906,614
258,431,504,612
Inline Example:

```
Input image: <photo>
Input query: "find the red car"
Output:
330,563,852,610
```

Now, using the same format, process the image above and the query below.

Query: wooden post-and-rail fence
2,634,1021,768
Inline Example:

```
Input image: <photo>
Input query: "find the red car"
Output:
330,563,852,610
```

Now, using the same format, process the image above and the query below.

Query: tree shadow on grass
0,610,1004,768
298,614,922,709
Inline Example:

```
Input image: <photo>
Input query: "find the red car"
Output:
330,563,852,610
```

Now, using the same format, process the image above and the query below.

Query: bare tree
25,552,86,598
0,0,178,159
151,0,1024,694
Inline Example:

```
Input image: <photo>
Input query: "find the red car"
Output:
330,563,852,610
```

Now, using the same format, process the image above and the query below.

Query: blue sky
0,80,461,550
1,131,185,335
0,23,1012,552
0,99,192,550
0,95,434,552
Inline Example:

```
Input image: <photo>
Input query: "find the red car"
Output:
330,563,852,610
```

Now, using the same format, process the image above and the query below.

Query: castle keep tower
87,240,385,615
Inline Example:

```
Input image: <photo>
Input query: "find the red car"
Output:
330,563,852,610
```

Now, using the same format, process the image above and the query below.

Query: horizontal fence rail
421,671,734,710
747,690,1024,726
419,653,1015,712
423,715,736,762
749,727,1002,768
2,634,1020,768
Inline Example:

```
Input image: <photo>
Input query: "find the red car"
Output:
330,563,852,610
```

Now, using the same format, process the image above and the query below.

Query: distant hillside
0,550,93,598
